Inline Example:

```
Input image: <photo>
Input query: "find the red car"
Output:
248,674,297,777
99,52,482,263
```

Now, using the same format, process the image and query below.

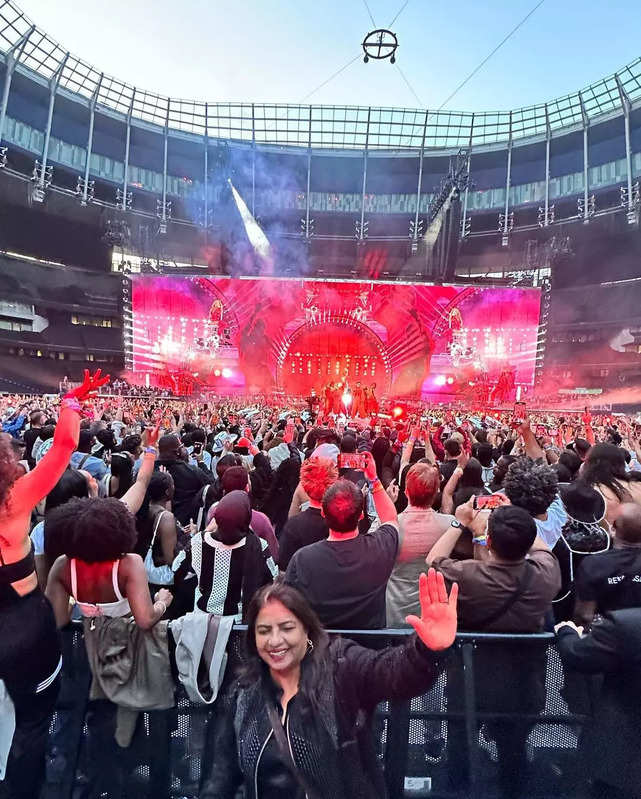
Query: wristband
144,447,158,455
61,397,83,414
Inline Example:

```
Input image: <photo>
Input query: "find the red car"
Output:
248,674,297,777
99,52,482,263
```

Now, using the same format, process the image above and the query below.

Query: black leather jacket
200,634,447,799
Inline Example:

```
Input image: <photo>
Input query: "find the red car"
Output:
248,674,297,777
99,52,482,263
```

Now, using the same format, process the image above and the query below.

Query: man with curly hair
278,457,338,570
503,456,567,548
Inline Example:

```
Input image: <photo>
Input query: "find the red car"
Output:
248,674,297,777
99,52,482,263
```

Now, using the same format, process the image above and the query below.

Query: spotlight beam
228,179,272,261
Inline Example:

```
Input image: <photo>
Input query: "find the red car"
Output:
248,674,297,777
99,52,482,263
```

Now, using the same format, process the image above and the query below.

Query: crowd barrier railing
44,625,595,799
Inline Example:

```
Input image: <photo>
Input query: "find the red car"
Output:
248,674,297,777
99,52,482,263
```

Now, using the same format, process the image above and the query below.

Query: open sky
17,0,641,112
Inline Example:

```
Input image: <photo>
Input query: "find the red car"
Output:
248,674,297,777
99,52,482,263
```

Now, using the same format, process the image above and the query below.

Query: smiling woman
200,572,458,799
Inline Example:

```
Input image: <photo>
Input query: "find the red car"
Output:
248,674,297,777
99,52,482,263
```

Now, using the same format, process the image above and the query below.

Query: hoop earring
306,638,314,654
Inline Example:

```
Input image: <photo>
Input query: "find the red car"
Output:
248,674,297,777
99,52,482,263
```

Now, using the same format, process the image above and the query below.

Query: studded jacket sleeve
334,633,449,713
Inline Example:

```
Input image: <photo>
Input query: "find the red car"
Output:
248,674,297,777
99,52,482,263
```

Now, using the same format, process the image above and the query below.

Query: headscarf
213,490,252,545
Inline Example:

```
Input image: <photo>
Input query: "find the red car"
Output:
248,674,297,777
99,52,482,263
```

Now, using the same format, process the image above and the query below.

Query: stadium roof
0,0,640,150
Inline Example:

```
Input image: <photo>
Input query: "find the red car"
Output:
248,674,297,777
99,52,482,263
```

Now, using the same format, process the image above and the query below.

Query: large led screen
131,276,541,397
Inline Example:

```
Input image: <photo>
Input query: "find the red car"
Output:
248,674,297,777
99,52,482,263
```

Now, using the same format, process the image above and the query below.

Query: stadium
0,0,637,400
1,1,641,798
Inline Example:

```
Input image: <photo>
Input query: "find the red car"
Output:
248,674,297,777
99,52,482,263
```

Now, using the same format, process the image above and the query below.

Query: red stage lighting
392,405,405,420
446,376,455,385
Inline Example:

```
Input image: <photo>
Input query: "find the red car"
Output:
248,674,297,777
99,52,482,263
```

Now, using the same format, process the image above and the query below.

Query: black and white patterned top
173,530,277,621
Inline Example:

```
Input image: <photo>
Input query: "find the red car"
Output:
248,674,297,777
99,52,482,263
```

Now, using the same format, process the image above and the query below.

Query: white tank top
70,559,131,618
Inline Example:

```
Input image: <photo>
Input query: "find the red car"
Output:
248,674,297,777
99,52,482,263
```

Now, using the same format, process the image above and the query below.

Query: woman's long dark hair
242,580,331,710
582,443,641,501
371,436,390,482
249,452,273,512
110,452,134,499
264,457,301,536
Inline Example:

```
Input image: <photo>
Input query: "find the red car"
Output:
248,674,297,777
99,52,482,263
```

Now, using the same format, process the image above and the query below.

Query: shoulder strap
195,484,209,531
150,510,167,549
477,561,535,629
76,453,91,470
111,560,124,600
70,558,78,599
265,702,319,799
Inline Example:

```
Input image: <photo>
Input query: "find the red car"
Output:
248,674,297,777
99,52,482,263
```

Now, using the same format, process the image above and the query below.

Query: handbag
144,510,174,586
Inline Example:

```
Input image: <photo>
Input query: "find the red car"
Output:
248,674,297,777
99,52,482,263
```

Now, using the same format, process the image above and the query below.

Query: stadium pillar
203,102,209,239
0,24,34,146
615,73,634,220
578,91,590,223
461,113,474,239
501,111,513,246
159,98,170,231
251,103,256,217
304,104,312,239
122,90,136,212
544,103,551,226
38,51,69,192
81,72,103,205
412,109,429,249
359,107,371,242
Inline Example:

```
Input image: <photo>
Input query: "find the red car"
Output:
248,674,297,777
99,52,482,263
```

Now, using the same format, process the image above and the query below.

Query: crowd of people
1,375,640,798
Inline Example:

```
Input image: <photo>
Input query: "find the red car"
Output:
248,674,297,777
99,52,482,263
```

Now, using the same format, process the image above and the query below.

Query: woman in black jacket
201,569,458,799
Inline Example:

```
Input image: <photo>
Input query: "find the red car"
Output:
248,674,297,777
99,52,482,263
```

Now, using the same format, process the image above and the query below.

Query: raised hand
361,450,378,482
141,422,161,449
455,448,470,470
64,369,110,402
406,569,458,652
386,479,400,502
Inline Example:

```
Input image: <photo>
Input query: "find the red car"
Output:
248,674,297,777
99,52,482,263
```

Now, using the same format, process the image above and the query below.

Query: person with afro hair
503,457,567,548
45,496,173,629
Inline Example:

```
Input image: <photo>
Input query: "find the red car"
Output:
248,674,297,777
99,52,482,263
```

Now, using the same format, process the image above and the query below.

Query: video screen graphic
131,276,541,397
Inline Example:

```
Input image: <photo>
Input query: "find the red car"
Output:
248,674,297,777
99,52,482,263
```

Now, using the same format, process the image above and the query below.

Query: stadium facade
0,0,640,398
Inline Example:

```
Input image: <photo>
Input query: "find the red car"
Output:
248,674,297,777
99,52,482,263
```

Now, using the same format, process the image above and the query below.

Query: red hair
405,462,440,508
300,456,338,501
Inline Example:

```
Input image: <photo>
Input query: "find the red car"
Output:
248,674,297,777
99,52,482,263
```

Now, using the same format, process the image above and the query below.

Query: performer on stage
332,380,343,415
323,382,334,416
352,381,364,417
367,382,379,415
341,385,353,416
492,366,516,405
307,389,320,416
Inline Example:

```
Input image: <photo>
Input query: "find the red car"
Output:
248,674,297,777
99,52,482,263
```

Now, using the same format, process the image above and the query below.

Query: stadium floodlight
228,179,272,260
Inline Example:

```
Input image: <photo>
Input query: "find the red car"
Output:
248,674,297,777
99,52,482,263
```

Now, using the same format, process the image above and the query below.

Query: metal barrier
43,626,594,799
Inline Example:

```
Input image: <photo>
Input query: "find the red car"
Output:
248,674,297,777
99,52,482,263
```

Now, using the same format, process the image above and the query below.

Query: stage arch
276,315,391,395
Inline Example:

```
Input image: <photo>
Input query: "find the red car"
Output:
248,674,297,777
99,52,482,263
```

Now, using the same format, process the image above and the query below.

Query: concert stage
129,276,541,399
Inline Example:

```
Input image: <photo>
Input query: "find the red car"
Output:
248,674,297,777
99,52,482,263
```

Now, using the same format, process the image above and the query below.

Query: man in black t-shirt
285,451,398,629
575,502,641,627
278,456,338,571
23,409,46,469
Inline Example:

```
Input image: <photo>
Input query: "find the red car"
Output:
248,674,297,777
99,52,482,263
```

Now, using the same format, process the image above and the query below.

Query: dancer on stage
352,381,364,417
493,366,516,405
323,382,334,416
367,382,379,415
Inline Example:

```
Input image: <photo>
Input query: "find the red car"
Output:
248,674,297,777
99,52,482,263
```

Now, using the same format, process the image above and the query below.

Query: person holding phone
284,451,399,629
427,498,561,797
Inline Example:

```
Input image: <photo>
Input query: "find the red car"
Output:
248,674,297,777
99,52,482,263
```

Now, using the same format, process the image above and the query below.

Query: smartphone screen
474,494,505,510
339,453,363,471
513,402,527,423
